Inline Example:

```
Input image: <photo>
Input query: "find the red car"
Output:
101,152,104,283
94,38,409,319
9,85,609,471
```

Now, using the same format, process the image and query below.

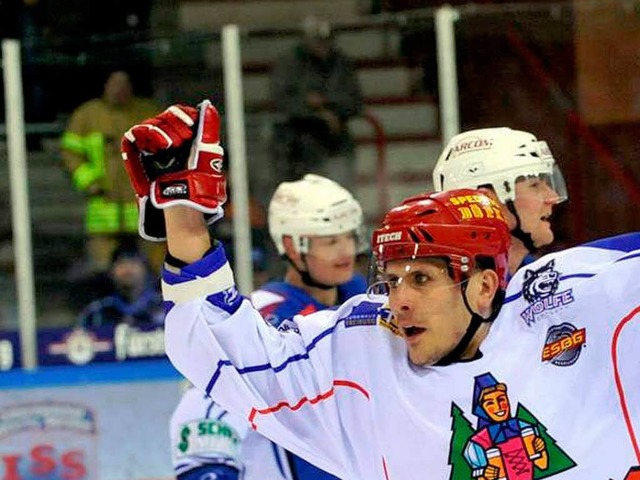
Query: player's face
304,232,357,285
481,390,511,422
513,175,560,248
384,258,472,366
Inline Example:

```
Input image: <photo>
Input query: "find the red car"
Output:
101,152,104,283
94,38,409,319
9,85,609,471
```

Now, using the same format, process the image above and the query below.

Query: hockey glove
121,100,227,241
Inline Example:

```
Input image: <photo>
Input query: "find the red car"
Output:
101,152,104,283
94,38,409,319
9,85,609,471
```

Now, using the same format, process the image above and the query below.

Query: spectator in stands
77,239,163,327
270,15,364,193
60,70,163,275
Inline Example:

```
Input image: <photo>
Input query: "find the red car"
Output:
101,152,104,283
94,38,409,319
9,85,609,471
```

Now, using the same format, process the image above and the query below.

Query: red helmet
372,188,511,289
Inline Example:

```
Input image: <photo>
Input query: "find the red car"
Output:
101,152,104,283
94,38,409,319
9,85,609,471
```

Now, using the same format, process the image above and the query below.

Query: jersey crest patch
541,323,586,366
520,260,574,326
448,372,576,479
343,301,383,328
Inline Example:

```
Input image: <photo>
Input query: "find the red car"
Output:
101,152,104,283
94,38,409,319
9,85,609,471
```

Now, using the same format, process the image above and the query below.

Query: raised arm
120,101,352,477
164,206,211,263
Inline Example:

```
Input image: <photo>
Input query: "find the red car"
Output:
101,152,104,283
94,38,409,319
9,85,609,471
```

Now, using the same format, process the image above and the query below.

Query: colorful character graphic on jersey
464,374,548,478
448,373,576,479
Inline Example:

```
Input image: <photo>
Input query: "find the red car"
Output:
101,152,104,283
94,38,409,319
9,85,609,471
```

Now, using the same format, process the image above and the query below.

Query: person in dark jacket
270,16,364,193
77,239,163,327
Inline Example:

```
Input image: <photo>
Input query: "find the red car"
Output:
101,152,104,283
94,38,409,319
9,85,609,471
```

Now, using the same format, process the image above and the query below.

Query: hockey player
252,173,366,325
169,174,365,480
432,127,568,274
122,102,640,480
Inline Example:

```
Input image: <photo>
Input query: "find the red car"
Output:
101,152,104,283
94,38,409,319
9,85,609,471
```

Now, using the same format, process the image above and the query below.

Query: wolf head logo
522,259,559,303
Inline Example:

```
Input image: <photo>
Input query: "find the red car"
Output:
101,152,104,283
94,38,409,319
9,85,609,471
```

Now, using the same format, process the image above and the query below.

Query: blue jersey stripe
205,318,351,396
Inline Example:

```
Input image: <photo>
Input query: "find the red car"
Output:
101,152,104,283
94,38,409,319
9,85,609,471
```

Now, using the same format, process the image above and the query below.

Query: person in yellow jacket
61,70,163,273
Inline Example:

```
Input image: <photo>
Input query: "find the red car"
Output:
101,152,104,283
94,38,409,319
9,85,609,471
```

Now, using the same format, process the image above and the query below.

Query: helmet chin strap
506,200,537,254
284,255,335,290
435,282,504,366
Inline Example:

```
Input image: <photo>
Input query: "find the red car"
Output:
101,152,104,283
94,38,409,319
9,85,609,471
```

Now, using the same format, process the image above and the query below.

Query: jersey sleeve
163,244,355,478
170,387,248,477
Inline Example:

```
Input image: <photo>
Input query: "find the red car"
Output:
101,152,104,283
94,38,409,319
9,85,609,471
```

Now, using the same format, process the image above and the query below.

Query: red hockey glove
121,100,227,241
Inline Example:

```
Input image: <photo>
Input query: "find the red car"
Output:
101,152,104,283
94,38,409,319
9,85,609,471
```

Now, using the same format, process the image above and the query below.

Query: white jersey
163,234,640,480
170,386,292,479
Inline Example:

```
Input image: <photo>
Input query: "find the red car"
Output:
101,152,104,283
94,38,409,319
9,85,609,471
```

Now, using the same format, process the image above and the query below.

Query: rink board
0,359,183,480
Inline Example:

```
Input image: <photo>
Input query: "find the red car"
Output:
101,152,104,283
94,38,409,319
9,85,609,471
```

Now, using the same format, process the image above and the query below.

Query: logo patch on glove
210,158,223,172
161,181,189,199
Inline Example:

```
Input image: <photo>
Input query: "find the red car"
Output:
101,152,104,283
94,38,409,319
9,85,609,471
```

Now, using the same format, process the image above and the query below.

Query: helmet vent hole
470,231,478,239
416,228,434,242
416,209,437,217
408,230,422,243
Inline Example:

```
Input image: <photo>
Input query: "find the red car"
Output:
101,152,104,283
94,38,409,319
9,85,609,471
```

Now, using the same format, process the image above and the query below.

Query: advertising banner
1,360,183,480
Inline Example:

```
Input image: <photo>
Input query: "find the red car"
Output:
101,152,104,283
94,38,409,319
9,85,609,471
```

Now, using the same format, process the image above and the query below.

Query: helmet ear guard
371,188,511,290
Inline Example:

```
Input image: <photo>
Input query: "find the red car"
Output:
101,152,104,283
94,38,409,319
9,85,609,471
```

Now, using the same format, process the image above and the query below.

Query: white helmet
433,127,568,204
269,174,363,255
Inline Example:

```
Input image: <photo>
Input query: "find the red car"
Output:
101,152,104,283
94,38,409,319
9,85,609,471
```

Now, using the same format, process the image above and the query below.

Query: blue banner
1,324,167,369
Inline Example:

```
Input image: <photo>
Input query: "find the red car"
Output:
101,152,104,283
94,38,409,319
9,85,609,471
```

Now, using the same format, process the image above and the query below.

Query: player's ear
473,269,500,319
283,236,304,268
